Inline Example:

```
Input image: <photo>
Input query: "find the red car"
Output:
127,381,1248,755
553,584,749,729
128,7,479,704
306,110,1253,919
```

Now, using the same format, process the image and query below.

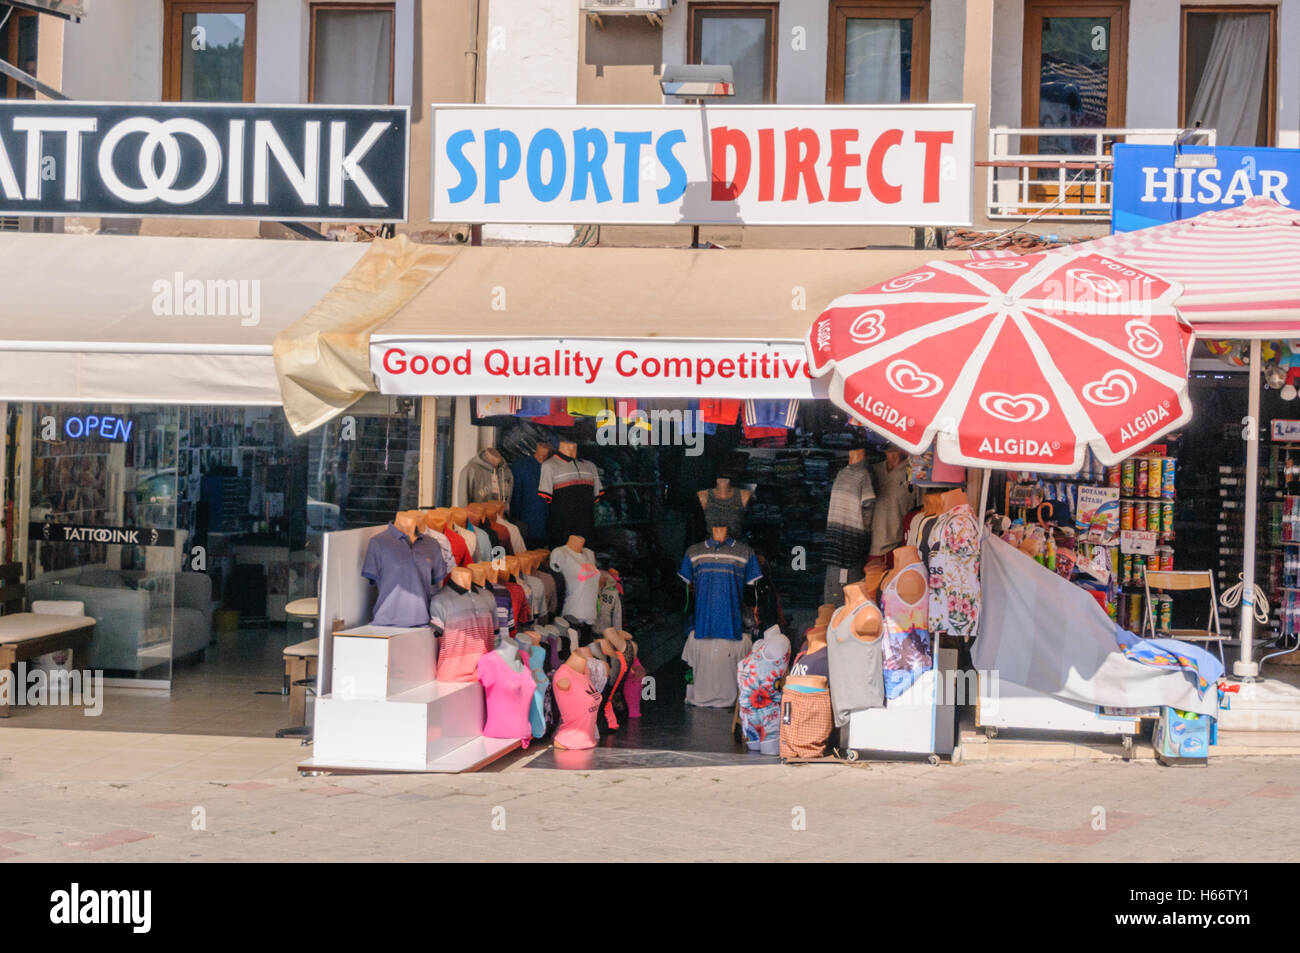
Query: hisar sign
1111,143,1297,233
0,102,409,222
430,104,974,226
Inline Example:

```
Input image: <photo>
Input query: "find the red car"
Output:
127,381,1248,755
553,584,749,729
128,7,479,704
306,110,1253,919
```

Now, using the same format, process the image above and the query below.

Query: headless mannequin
830,581,883,642
483,447,504,468
554,646,593,750
449,507,469,529
805,604,834,654
467,563,487,588
880,546,927,604
566,534,586,554
557,439,578,460
932,488,968,514
392,511,419,542
466,502,486,527
425,508,451,533
847,448,867,466
533,442,552,465
697,477,753,512
861,558,887,600
495,634,523,669
709,525,728,545
449,567,473,590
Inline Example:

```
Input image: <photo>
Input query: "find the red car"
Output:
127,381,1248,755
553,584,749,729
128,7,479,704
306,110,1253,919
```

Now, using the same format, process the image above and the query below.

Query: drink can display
1134,501,1147,531
1162,457,1177,498
1136,458,1149,497
1121,458,1136,494
1161,500,1175,537
1120,500,1134,531
1148,458,1162,498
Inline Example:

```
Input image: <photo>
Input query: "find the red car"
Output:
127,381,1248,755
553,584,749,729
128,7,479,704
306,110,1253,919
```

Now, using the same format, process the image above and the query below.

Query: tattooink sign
0,101,409,222
430,104,974,226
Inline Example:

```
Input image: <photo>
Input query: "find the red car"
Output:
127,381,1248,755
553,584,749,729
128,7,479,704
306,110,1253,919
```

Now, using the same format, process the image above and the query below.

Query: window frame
687,2,779,105
825,1,931,104
1,9,39,100
1178,3,1277,147
1021,0,1129,133
162,0,258,103
308,2,397,106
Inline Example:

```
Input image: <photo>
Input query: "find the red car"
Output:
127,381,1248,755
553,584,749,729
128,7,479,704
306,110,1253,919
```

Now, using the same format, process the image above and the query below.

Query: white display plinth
976,673,1141,737
305,616,517,774
314,680,489,769
330,625,436,700
847,648,958,758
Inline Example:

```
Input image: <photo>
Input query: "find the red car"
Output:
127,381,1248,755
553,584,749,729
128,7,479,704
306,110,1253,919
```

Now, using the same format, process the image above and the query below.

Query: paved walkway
1,728,1297,862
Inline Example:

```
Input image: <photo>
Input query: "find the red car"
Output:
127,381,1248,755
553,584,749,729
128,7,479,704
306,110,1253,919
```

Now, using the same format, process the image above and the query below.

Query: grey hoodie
459,450,515,507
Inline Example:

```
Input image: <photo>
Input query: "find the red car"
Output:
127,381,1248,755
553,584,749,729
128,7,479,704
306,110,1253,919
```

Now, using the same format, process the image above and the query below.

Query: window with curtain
310,4,396,105
1182,8,1274,148
689,4,777,104
828,2,930,104
163,1,256,102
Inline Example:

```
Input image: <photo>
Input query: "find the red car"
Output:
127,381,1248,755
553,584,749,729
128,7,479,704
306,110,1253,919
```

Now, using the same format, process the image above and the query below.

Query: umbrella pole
1235,338,1263,679
978,467,991,524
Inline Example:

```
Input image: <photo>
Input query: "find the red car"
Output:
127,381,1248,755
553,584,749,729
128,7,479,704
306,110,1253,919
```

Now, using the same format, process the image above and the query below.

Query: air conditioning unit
582,0,671,19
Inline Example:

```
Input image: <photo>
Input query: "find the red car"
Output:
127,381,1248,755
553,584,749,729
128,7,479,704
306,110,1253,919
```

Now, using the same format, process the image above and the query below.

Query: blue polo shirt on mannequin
678,537,762,640
361,524,447,627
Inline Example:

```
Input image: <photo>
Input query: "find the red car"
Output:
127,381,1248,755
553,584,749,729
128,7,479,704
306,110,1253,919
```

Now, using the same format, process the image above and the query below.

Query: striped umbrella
974,197,1300,338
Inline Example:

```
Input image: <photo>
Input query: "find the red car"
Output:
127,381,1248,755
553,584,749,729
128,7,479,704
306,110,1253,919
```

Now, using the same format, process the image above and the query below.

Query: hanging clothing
870,459,919,556
525,643,549,739
825,459,876,591
826,599,885,727
678,536,762,640
702,488,746,538
595,575,623,632
698,399,742,426
510,454,550,545
742,399,800,429
622,657,645,719
879,563,933,699
475,396,522,418
737,640,789,750
926,503,981,640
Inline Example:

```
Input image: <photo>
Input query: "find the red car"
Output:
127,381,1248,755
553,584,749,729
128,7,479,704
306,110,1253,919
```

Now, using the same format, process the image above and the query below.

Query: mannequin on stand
511,436,553,548
360,510,444,628
922,487,981,643
550,534,600,632
552,646,599,750
459,445,514,508
824,446,876,606
591,627,629,732
872,445,919,557
878,545,933,699
679,524,762,708
430,564,488,682
826,580,885,729
698,476,751,540
539,439,604,545
477,623,535,744
448,507,479,563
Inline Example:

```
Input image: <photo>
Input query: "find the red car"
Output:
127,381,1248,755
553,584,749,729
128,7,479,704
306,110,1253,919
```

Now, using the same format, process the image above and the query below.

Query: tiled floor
1,624,301,738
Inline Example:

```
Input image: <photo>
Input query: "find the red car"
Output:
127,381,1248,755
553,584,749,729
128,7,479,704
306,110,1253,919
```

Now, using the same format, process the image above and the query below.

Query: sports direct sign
430,104,974,226
372,338,827,399
0,101,409,222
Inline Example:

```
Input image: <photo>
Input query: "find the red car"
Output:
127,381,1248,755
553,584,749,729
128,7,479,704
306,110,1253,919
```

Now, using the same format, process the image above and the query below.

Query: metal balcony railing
981,127,1217,221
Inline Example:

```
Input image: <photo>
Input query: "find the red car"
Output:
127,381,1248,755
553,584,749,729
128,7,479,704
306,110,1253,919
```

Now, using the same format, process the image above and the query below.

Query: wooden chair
1142,570,1225,665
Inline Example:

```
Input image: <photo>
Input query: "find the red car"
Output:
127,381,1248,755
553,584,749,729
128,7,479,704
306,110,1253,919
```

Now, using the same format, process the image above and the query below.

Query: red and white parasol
806,251,1193,473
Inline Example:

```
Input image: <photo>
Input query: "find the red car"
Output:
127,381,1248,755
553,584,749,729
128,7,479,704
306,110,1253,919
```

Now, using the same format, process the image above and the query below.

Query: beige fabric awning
275,243,964,433
0,231,371,406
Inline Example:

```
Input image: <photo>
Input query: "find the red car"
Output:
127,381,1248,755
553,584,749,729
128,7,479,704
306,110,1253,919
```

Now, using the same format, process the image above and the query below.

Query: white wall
483,0,579,243
660,0,965,105
57,0,414,107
